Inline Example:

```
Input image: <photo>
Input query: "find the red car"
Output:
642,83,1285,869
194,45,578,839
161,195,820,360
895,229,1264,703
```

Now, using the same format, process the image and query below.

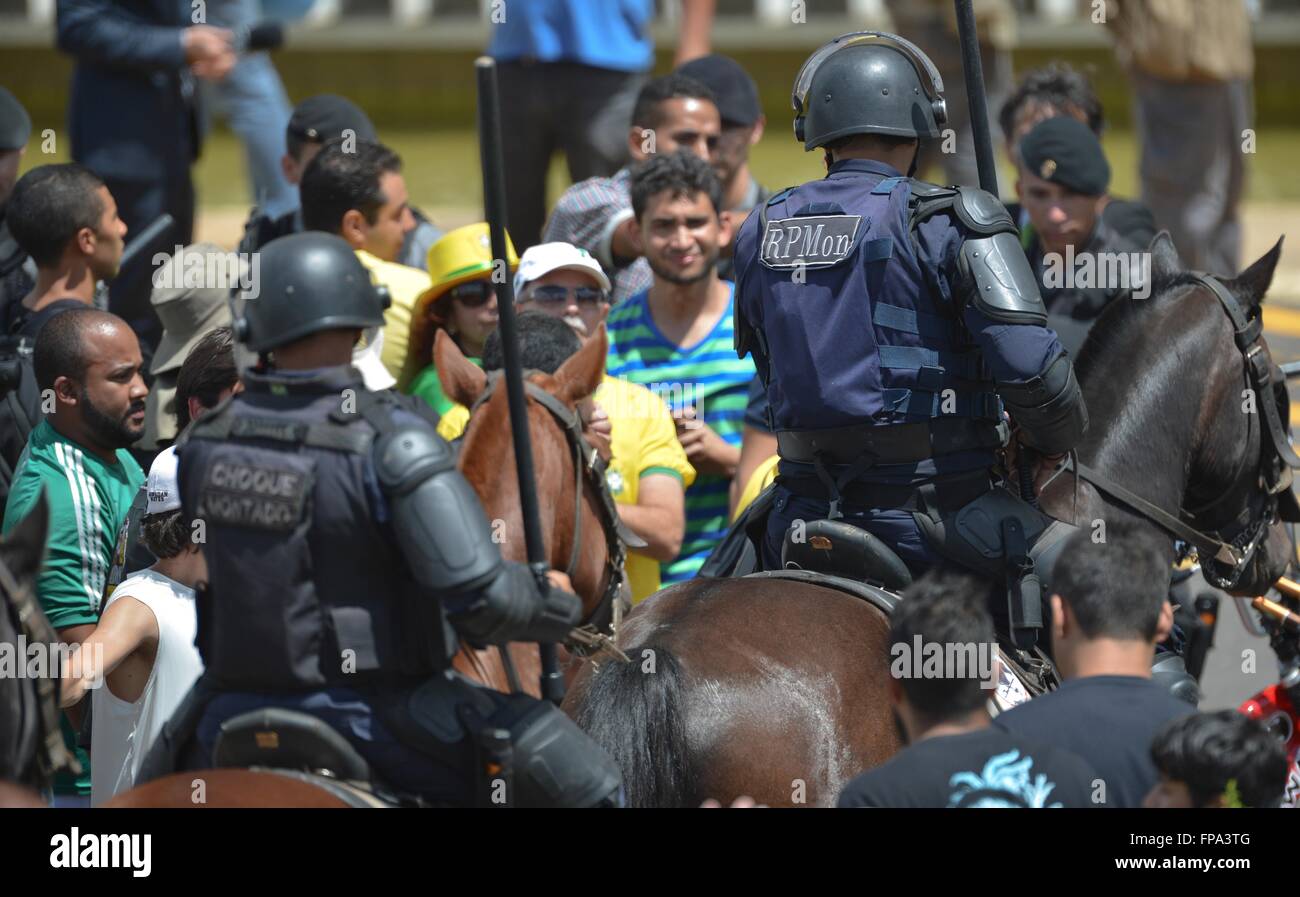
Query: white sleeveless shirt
90,569,203,806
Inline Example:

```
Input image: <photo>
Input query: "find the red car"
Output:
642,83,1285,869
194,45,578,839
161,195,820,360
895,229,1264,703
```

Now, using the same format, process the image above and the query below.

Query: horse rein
469,371,633,661
1043,271,1298,590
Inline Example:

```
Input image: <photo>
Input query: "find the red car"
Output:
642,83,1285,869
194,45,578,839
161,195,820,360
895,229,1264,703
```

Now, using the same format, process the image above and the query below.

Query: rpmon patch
759,214,862,270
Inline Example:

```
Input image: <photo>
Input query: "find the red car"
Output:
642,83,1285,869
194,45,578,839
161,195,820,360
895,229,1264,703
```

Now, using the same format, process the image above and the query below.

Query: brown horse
436,325,623,695
564,234,1295,807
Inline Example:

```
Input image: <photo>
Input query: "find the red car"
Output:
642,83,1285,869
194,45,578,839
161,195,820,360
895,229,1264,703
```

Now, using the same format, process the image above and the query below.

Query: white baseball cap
514,242,611,298
145,446,183,516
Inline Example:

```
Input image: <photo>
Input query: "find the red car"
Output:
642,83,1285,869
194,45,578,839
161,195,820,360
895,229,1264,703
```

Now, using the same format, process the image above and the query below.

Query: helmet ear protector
791,31,948,145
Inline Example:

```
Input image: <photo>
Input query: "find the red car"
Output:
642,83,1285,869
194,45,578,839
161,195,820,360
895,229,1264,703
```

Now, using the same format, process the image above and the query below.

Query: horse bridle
1050,272,1300,590
468,371,636,658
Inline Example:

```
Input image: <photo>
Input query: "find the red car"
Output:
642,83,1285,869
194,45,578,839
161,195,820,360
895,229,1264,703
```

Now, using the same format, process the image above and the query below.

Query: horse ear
1225,236,1284,308
1147,231,1183,281
435,329,487,409
554,324,608,406
0,490,49,583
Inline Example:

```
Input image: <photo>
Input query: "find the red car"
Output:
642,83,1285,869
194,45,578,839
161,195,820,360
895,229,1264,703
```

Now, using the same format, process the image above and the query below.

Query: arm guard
959,231,1049,326
997,349,1089,454
373,424,580,645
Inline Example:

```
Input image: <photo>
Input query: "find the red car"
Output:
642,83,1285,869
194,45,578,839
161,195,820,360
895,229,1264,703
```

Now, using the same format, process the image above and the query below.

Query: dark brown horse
564,234,1295,807
436,325,622,694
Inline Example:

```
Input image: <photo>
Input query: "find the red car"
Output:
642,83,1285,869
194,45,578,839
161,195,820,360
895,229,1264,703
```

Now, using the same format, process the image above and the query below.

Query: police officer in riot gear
733,32,1088,644
175,232,621,807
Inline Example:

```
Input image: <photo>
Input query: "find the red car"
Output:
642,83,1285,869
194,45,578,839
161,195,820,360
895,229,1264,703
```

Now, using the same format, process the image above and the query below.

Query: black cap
1018,115,1110,196
0,87,32,151
676,54,761,127
286,94,377,146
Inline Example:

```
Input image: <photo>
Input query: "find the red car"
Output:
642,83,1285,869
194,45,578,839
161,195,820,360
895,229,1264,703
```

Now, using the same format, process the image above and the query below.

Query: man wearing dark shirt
995,520,1194,808
838,570,1099,809
1014,117,1151,357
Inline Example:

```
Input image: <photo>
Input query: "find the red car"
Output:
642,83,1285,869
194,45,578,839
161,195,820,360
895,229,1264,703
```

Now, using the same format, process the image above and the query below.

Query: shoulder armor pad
373,423,455,494
953,187,1015,235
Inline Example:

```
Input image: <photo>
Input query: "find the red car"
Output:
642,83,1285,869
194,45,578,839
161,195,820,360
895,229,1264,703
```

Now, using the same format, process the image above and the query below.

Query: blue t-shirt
488,0,655,73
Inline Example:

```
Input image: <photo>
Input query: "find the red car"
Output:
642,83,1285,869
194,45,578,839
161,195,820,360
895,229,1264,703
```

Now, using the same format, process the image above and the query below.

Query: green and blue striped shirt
606,283,756,583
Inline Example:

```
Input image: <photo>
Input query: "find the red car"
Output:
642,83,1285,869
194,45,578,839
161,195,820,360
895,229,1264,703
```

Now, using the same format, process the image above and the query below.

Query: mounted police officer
733,32,1089,648
173,232,621,807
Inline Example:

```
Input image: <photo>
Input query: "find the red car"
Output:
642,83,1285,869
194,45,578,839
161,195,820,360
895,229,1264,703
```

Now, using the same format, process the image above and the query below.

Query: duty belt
777,418,1009,466
779,467,994,514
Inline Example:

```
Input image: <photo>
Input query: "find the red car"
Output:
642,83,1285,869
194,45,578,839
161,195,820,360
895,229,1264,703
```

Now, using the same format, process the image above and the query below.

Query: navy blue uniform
733,159,1072,573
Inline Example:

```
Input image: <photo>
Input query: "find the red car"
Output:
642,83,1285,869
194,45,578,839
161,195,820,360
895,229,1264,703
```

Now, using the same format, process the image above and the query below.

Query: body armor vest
177,367,455,692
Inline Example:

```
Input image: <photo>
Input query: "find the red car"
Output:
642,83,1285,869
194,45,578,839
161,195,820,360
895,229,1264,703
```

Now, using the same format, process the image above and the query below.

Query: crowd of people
0,0,1290,808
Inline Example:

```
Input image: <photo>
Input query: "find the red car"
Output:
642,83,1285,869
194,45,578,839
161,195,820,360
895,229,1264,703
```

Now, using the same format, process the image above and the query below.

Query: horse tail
571,644,693,808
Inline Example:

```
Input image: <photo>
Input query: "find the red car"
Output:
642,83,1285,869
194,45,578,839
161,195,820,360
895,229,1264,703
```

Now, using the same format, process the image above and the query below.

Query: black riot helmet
232,232,390,354
793,31,948,150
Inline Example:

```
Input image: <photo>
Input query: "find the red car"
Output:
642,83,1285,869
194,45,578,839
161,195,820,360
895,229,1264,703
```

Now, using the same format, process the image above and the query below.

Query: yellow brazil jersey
355,250,433,391
437,374,695,604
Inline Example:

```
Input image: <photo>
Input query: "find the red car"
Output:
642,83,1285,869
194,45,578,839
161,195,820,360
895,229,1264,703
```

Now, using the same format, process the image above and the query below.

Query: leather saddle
781,518,914,593
213,707,372,783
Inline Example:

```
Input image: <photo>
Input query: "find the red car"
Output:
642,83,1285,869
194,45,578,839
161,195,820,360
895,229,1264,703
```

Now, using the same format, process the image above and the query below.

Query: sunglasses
524,284,609,306
448,280,495,308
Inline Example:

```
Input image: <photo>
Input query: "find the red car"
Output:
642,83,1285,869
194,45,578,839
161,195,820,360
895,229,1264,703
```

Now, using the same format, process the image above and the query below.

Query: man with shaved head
2,307,147,806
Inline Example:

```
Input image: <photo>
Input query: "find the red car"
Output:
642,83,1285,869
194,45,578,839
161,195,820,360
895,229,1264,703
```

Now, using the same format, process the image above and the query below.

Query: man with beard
606,152,754,584
543,73,721,304
2,307,147,806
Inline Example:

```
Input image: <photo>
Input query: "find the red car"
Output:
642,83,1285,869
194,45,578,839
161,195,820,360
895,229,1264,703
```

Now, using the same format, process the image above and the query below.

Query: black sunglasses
448,280,495,308
525,284,609,306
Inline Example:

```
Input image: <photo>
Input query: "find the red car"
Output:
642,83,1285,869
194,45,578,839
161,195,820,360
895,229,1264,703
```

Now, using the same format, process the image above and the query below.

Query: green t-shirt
407,357,481,417
2,420,144,796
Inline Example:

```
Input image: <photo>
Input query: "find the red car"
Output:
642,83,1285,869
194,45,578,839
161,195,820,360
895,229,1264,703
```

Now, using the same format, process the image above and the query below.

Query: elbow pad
998,350,1089,454
374,424,502,594
960,231,1048,326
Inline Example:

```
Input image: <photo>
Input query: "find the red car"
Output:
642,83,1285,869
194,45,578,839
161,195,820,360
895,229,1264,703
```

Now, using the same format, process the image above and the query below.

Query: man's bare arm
618,474,686,562
59,598,157,709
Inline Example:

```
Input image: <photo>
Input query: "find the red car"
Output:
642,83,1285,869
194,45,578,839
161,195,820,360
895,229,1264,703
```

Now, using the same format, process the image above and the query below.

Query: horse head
1059,231,1292,596
434,325,615,623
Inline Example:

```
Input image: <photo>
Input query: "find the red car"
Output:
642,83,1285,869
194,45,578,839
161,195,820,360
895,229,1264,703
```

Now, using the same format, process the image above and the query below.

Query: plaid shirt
543,167,652,304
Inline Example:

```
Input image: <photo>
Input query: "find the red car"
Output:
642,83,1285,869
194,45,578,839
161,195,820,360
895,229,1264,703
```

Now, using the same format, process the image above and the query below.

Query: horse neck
1040,290,1234,527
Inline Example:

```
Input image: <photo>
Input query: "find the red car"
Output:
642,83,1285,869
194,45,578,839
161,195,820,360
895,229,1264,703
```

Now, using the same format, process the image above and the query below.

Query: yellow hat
408,223,518,375
422,222,519,306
